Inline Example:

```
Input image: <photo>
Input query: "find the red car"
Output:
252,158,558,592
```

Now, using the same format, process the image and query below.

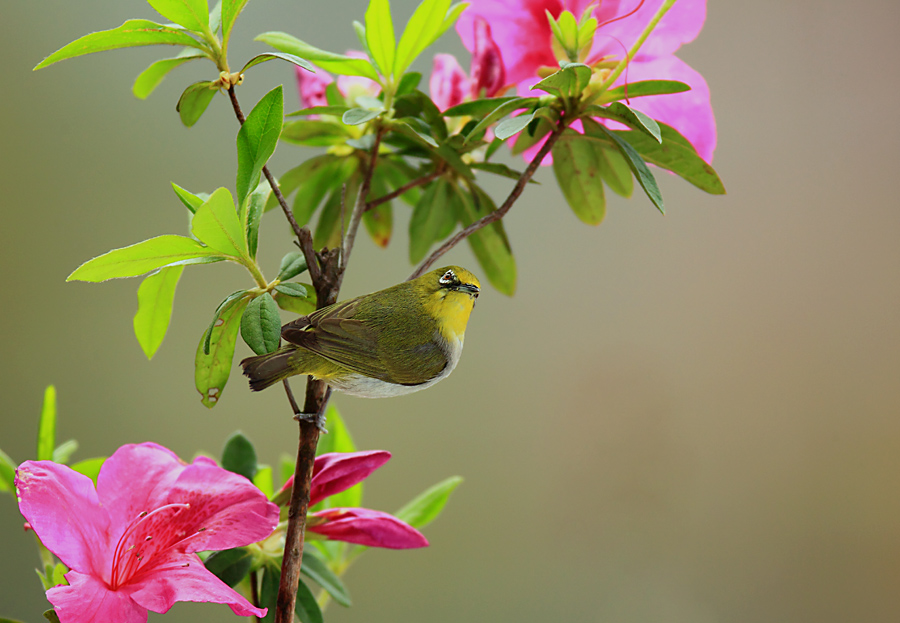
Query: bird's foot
293,411,328,434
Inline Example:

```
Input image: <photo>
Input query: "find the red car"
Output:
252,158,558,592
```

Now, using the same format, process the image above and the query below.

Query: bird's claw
293,411,328,434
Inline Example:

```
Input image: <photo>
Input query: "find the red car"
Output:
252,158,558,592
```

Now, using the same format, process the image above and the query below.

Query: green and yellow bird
241,266,481,398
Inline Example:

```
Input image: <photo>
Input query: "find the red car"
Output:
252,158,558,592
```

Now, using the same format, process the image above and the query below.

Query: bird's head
417,266,481,339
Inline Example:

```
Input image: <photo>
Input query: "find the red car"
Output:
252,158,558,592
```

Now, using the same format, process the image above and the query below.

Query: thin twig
250,569,261,623
409,118,569,279
226,85,321,286
341,128,384,272
364,168,443,213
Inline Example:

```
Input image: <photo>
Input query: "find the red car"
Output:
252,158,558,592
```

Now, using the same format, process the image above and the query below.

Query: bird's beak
455,283,480,297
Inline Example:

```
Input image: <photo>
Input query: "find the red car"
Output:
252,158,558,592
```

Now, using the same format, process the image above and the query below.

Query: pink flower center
108,503,206,590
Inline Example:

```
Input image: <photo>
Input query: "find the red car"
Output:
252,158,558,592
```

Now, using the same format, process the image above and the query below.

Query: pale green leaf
196,294,249,408
394,475,463,529
302,551,352,607
394,0,451,76
148,0,210,31
133,53,204,99
365,0,396,77
134,265,184,359
0,448,17,494
551,131,607,224
240,293,281,355
51,439,78,464
37,386,56,461
176,80,217,127
222,0,250,42
67,235,225,282
191,187,247,256
34,20,205,70
240,52,316,75
236,86,283,207
256,32,380,80
70,457,106,485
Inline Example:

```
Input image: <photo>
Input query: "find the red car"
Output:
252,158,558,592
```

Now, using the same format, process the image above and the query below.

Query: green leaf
394,475,463,529
394,0,451,76
287,105,351,118
222,0,250,43
51,439,79,464
0,448,17,494
70,457,105,485
176,80,217,127
256,32,380,80
43,610,61,623
302,551,352,607
365,0,396,77
280,119,351,146
531,63,591,97
240,293,281,355
260,563,279,623
395,71,422,96
203,290,247,354
37,386,56,461
240,52,316,75
209,0,222,33
314,404,356,455
587,122,664,213
237,86,284,208
363,172,393,248
243,182,266,259
469,161,532,182
599,79,691,103
277,252,308,281
394,90,448,141
171,182,206,213
191,187,247,257
342,108,382,125
584,102,661,142
34,20,205,70
596,141,634,198
390,119,439,148
274,289,316,315
494,111,535,141
455,185,516,295
196,293,249,408
409,178,455,263
222,431,258,481
510,116,553,156
274,283,308,298
314,171,360,249
438,2,469,37
443,96,519,117
295,578,325,623
205,547,253,587
611,124,725,194
148,0,210,32
50,563,68,588
254,464,274,499
464,97,539,144
133,53,204,99
67,235,225,282
551,131,607,225
134,266,184,359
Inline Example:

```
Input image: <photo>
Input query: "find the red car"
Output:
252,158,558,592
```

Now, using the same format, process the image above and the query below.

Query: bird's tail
241,347,297,392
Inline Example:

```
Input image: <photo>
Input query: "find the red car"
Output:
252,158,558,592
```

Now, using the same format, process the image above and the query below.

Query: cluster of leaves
1,389,461,623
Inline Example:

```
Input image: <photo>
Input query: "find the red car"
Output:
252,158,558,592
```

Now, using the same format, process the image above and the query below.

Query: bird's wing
281,297,446,385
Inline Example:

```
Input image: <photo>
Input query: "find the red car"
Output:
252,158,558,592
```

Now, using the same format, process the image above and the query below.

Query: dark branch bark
364,168,442,213
408,119,568,280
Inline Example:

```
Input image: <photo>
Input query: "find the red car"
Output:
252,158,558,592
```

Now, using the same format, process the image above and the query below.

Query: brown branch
226,85,322,287
340,128,384,273
249,569,261,623
408,119,568,280
364,168,443,213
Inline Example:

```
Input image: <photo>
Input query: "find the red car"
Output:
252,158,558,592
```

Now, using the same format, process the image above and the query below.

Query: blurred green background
3,0,900,621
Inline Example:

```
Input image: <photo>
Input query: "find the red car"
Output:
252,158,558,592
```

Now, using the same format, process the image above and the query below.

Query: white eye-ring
439,270,456,285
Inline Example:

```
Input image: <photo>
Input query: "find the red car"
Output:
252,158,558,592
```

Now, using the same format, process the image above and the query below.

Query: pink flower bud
430,54,470,111
469,17,506,98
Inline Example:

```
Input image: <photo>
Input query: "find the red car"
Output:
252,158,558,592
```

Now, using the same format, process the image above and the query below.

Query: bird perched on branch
241,266,481,399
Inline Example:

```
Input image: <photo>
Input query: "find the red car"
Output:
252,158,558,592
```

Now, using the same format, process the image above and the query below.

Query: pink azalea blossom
280,450,428,549
456,0,716,162
430,17,507,111
295,52,380,110
16,442,280,623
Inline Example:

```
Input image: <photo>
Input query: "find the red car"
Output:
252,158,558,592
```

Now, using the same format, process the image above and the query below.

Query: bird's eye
439,270,457,286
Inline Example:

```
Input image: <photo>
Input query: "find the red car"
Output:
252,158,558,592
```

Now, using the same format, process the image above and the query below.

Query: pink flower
280,450,428,549
295,51,380,110
16,443,280,623
430,17,507,111
456,0,716,162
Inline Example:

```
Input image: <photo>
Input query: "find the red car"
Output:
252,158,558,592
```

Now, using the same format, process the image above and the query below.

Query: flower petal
123,552,266,618
16,461,110,576
96,443,186,536
470,18,506,98
430,54,470,111
164,461,280,552
308,450,391,506
48,571,147,623
309,507,428,549
614,54,716,162
296,65,333,109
